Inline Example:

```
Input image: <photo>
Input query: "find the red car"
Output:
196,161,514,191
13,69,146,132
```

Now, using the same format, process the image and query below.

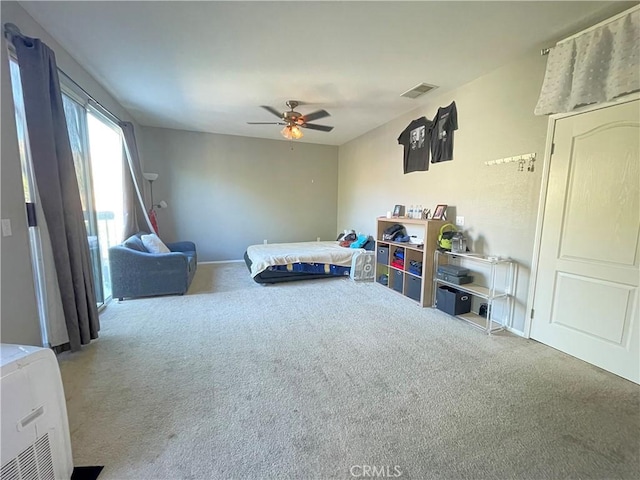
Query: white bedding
246,241,364,278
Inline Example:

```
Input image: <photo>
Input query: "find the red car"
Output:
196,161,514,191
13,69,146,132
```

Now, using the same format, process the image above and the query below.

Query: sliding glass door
86,109,125,300
62,94,125,304
8,56,126,348
10,70,125,312
62,96,105,305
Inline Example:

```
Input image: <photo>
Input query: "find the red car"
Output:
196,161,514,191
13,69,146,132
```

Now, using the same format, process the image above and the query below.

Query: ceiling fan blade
301,123,333,132
261,105,283,119
301,109,330,123
247,121,285,125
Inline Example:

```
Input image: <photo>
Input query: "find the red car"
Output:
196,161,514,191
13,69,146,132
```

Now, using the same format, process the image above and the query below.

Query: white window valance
534,8,639,115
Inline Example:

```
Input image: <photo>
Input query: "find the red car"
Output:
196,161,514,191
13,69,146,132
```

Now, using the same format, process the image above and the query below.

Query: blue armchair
109,233,197,300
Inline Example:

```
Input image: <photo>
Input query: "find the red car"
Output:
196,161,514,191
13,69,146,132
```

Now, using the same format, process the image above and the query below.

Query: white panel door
531,99,640,383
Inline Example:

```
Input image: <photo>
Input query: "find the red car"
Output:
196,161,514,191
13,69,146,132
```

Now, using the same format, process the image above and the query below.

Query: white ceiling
18,1,634,146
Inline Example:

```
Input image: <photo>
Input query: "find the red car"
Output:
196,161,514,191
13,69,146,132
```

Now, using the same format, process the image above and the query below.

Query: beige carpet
58,263,640,479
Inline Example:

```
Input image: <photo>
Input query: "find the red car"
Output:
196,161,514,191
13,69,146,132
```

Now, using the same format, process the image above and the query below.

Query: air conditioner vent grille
17,446,37,480
2,433,55,480
35,434,54,480
1,458,20,480
400,82,438,99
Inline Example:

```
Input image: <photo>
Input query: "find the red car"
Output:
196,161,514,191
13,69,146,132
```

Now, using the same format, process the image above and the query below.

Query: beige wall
3,1,619,337
1,35,40,345
0,1,139,345
140,127,339,261
337,50,549,333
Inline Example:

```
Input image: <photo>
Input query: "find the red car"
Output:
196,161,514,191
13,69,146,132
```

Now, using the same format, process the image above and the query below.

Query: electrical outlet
455,216,465,227
317,237,321,242
263,239,268,244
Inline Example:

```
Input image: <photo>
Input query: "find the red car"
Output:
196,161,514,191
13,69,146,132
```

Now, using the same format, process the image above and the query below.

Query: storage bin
437,265,470,277
436,271,473,285
392,269,404,293
436,285,471,316
376,245,389,265
405,275,422,301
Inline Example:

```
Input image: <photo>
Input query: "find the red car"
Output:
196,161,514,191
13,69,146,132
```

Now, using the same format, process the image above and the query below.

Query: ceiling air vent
400,83,438,99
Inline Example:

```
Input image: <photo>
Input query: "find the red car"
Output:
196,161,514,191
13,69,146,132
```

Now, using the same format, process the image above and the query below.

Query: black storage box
392,269,404,293
377,245,389,265
436,271,474,285
437,264,470,277
405,275,422,301
436,286,471,316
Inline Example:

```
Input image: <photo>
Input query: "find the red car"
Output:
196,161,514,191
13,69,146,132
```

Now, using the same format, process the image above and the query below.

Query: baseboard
506,325,526,338
198,260,244,265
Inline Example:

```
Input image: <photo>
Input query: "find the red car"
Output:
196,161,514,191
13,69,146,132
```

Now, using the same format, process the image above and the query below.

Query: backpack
382,224,406,241
438,223,458,250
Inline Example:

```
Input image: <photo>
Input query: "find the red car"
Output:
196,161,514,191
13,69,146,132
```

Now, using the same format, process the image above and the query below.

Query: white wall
0,1,139,345
337,50,550,333
140,127,339,261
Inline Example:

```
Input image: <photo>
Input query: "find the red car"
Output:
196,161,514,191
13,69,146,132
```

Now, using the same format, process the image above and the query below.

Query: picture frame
392,204,405,217
432,204,447,220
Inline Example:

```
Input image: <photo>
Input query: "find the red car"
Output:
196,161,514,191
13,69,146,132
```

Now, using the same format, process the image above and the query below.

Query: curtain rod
3,22,123,125
58,69,122,125
540,4,639,56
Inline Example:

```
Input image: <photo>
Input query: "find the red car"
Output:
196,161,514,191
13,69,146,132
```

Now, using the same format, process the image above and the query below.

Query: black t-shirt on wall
430,101,458,163
397,116,433,173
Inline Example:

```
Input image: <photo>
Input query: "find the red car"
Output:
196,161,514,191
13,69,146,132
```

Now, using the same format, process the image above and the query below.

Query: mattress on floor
244,241,363,284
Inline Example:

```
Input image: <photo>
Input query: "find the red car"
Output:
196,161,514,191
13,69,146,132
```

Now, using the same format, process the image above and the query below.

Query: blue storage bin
405,275,422,301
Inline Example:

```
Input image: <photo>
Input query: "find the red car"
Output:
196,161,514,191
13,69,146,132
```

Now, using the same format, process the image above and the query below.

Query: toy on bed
244,235,374,284
337,230,371,249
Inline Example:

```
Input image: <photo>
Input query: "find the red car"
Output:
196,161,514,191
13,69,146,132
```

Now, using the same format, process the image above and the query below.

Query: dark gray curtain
121,121,154,238
11,33,99,351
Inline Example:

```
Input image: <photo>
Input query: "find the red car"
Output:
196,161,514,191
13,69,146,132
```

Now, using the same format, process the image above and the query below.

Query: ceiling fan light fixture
281,124,303,140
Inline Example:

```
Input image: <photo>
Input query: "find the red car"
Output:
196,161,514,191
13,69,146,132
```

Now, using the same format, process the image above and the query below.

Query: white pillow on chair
141,233,171,254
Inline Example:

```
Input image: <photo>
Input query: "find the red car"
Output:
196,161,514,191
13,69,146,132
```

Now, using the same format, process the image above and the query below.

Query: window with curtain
8,54,127,309
6,23,148,353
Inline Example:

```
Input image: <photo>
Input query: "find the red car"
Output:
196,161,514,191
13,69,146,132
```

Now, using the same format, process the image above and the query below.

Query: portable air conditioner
350,251,375,281
1,344,73,480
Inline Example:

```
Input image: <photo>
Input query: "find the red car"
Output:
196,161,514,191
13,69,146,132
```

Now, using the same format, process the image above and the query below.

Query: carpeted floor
58,263,640,479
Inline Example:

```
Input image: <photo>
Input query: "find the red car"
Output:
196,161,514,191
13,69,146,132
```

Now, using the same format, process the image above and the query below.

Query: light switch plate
1,219,12,237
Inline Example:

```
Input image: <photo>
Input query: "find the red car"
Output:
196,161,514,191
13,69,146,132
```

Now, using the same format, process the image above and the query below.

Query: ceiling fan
247,100,334,139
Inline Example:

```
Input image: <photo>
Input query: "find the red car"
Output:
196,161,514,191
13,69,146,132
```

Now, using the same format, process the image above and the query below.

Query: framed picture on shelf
432,204,447,220
392,204,405,217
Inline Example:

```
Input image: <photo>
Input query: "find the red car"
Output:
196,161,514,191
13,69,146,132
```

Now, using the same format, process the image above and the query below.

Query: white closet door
531,99,639,383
